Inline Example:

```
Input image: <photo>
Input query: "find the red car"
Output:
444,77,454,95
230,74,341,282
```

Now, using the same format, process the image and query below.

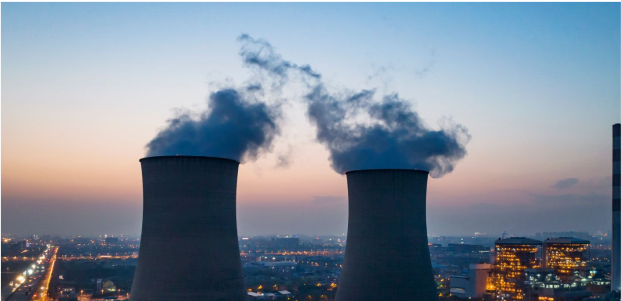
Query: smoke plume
239,35,470,177
146,87,279,162
147,35,470,175
238,34,321,83
146,35,311,162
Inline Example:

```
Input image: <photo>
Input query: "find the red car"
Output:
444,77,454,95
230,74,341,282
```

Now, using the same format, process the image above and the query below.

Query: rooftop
544,237,590,244
495,237,542,245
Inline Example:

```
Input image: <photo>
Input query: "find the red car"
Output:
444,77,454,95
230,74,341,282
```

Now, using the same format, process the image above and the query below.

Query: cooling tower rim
139,155,239,164
344,168,429,175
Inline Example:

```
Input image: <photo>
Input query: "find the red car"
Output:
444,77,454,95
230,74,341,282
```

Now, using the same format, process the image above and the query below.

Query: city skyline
2,3,620,236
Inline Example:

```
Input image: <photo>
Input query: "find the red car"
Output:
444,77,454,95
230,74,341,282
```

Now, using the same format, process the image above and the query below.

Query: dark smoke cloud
239,35,470,177
146,35,310,163
305,86,469,176
146,88,279,162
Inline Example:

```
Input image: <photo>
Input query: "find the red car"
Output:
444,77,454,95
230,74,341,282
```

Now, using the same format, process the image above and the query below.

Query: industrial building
613,123,620,293
449,263,492,298
523,267,594,301
335,169,438,301
130,156,247,301
492,237,542,301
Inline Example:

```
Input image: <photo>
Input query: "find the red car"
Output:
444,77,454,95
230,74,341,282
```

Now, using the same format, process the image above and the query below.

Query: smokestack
130,156,246,301
613,123,620,292
335,169,438,301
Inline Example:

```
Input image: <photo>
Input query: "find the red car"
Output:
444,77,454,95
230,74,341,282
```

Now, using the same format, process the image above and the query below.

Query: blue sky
2,3,619,236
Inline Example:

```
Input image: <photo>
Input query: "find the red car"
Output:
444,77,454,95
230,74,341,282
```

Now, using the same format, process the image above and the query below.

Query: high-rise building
130,156,246,301
613,123,620,293
492,237,542,301
335,169,437,301
542,237,589,281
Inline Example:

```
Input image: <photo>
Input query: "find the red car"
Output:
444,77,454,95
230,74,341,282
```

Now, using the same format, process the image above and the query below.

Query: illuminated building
492,237,542,301
542,237,589,281
525,268,559,290
524,268,593,301
586,267,612,295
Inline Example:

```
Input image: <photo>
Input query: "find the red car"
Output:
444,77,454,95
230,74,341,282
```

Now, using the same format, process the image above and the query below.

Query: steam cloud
305,87,469,176
146,87,279,162
239,35,470,177
238,34,321,83
147,34,470,176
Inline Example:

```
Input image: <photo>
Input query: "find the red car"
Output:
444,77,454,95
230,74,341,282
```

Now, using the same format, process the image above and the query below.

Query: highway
2,258,38,263
32,246,57,301
2,246,57,301
58,251,339,261
58,254,136,261
241,250,344,256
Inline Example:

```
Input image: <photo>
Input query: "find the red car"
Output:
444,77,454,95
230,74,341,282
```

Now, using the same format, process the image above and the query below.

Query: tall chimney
130,156,246,301
613,123,620,292
335,169,438,301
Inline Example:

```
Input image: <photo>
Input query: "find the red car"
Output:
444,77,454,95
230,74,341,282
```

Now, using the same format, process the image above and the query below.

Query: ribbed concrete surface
130,156,246,301
613,123,620,292
335,169,438,301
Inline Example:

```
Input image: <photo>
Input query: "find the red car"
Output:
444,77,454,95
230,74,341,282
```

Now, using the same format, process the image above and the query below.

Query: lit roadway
60,251,341,261
32,247,57,301
241,251,344,256
269,251,343,255
1,258,38,263
3,246,57,301
58,254,137,261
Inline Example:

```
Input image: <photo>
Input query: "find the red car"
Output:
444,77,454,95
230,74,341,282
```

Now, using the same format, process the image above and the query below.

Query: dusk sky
2,3,620,237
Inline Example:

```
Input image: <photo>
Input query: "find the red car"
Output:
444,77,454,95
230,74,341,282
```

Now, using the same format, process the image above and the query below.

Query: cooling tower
335,169,438,301
130,156,246,301
613,123,620,292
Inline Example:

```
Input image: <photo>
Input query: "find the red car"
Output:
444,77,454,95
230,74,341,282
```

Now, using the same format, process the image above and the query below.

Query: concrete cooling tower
335,169,438,301
130,156,246,301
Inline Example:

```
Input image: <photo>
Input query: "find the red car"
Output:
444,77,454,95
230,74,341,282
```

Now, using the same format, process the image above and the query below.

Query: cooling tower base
130,156,246,301
335,169,438,301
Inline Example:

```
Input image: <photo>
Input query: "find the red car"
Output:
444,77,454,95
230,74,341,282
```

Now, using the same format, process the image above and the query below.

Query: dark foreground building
613,123,620,292
335,169,438,301
130,156,246,301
